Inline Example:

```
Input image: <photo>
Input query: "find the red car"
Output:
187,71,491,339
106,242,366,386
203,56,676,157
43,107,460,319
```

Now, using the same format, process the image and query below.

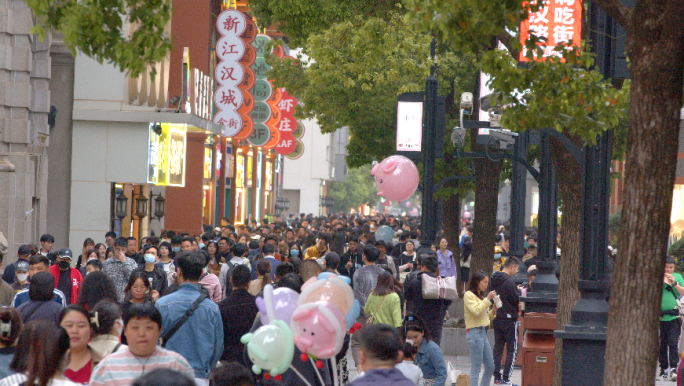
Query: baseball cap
57,248,73,261
325,252,340,266
15,260,29,272
17,245,31,256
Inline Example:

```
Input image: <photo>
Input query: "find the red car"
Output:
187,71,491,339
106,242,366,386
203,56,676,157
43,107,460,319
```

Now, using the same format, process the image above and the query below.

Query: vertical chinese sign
519,0,582,61
234,13,257,140
247,34,273,147
214,10,246,136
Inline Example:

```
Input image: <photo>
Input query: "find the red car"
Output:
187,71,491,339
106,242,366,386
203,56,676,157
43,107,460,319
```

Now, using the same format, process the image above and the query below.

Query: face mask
290,249,299,256
144,254,156,264
199,243,206,249
16,273,27,282
172,247,181,253
114,319,124,337
58,261,71,270
210,258,215,265
524,242,530,248
494,254,502,260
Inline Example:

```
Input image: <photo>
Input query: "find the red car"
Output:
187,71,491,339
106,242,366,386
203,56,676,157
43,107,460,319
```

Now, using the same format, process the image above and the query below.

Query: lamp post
419,38,439,252
150,193,166,221
115,192,128,219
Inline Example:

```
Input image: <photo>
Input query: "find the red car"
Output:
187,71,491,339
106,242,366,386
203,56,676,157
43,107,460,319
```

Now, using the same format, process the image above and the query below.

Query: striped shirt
89,347,194,386
10,288,67,308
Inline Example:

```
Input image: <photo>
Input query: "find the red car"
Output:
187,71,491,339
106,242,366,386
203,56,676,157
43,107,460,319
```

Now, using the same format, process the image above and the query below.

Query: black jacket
404,272,452,324
219,289,259,365
132,266,169,296
491,271,520,320
338,250,363,279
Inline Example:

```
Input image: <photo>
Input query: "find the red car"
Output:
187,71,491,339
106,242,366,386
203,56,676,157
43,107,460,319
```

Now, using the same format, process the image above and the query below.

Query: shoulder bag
422,274,458,300
161,292,209,347
366,295,387,325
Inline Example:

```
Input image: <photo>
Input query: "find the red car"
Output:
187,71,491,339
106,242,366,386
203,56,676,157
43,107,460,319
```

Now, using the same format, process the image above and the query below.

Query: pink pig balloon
291,302,346,359
371,155,419,202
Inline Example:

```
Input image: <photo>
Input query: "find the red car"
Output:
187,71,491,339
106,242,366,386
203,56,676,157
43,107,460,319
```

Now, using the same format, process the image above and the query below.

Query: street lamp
133,192,149,219
115,193,128,219
150,193,166,220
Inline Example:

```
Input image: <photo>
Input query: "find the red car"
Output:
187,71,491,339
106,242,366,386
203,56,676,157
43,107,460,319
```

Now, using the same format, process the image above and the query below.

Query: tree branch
590,0,632,31
497,31,519,59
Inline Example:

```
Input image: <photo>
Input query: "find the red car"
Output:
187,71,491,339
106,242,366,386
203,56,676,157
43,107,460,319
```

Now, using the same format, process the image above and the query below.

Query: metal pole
508,131,529,258
420,38,438,249
556,131,611,385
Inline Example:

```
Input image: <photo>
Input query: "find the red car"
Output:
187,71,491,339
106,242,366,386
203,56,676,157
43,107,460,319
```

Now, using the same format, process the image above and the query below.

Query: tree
264,12,477,234
328,164,379,213
25,0,172,77
405,0,684,385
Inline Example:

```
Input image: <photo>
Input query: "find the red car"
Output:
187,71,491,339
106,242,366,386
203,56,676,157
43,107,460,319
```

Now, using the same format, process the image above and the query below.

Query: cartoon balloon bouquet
241,273,360,386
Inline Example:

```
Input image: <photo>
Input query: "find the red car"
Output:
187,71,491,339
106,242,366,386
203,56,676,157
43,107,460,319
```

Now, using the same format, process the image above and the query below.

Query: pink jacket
199,272,222,303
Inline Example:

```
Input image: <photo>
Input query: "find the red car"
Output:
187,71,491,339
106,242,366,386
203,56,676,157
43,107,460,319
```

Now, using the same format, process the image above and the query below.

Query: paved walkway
345,350,676,385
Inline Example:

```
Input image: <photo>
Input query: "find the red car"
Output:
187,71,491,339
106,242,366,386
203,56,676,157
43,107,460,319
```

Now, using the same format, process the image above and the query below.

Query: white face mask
16,273,27,282
114,319,124,337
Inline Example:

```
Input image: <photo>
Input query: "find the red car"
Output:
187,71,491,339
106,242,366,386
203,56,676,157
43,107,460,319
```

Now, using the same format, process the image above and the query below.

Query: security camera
488,129,518,149
489,108,503,128
460,92,474,115
451,127,467,146
480,92,505,111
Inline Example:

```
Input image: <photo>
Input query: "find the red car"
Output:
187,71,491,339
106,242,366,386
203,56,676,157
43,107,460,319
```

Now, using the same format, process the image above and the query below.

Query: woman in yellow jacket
464,270,498,386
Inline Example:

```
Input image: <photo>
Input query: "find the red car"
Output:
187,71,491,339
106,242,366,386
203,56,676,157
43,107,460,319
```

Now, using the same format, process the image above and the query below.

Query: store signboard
204,147,213,180
235,154,244,188
519,0,582,62
396,101,423,152
147,123,187,187
265,161,272,191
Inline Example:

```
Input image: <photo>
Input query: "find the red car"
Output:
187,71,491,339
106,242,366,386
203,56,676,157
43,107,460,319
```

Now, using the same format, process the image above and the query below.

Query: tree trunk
604,2,684,384
470,134,504,277
550,136,583,386
443,192,462,258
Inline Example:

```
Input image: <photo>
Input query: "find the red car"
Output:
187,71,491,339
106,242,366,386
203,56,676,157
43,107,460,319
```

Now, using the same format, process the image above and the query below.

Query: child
396,341,424,386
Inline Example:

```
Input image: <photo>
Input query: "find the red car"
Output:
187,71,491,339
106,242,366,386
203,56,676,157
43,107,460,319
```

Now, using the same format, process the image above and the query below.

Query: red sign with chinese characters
519,0,582,62
213,10,247,137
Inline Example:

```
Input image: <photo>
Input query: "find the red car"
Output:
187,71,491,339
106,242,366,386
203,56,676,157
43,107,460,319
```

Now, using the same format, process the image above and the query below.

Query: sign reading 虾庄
519,0,582,62
148,123,187,187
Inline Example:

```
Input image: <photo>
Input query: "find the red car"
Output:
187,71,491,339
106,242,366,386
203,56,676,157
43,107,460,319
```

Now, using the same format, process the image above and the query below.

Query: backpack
223,261,236,297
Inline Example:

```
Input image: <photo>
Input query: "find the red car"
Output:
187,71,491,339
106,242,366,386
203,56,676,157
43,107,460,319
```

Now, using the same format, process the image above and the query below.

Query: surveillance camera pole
419,38,439,251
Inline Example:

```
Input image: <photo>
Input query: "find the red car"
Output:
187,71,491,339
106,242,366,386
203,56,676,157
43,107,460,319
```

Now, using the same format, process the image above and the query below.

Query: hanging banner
275,89,298,155
263,45,284,149
248,34,273,146
234,13,258,140
519,0,582,62
213,9,246,136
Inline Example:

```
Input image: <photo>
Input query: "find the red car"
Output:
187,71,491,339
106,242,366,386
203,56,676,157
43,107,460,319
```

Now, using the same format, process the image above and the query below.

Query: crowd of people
0,212,582,386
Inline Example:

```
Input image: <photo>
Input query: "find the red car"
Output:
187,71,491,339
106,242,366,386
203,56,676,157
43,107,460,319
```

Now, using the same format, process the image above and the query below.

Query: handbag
422,274,458,300
366,295,387,325
665,285,684,317
447,361,461,385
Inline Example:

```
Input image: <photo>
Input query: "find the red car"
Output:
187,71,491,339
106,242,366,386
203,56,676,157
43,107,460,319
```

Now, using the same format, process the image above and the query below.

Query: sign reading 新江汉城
214,10,247,137
519,0,582,62
147,123,187,187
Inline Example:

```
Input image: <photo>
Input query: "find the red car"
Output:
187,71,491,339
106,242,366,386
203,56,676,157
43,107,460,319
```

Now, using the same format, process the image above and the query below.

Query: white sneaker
657,371,669,381
668,367,678,381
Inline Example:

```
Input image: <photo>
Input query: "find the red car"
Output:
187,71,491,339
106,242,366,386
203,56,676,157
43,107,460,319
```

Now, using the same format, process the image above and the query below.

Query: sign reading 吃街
147,123,187,187
519,0,582,62
214,9,247,137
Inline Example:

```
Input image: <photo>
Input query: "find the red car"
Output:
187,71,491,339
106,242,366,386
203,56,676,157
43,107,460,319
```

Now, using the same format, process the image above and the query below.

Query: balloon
405,201,412,208
317,272,351,285
371,155,419,202
300,274,360,329
241,320,294,376
256,285,300,325
291,301,346,359
375,225,395,244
